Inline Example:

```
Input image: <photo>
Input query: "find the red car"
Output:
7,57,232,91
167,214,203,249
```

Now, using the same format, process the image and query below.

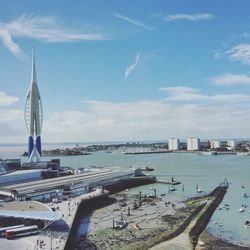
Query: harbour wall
189,185,228,248
63,176,156,250
64,193,112,250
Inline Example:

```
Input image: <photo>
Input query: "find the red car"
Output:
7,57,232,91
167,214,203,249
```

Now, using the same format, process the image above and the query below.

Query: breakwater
189,185,228,248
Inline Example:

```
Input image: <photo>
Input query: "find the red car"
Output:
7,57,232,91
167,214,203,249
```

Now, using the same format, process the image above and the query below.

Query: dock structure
0,168,136,250
0,168,135,201
157,180,181,185
157,176,181,185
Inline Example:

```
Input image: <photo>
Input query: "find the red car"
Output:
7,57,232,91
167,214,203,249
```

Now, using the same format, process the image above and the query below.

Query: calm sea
1,144,250,246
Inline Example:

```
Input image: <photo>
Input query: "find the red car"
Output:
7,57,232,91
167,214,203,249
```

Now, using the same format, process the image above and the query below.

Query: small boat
245,220,250,227
242,193,249,198
160,193,166,197
196,183,202,193
200,151,218,155
238,207,246,213
170,186,176,191
132,224,141,230
214,221,218,225
114,221,128,229
141,166,154,171
219,223,223,227
241,185,246,189
198,240,205,246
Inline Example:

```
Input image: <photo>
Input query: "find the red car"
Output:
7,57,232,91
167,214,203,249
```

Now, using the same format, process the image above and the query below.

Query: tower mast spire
25,47,43,162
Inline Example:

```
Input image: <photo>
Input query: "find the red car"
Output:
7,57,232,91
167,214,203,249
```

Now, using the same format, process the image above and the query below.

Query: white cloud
0,109,22,121
124,52,140,79
160,86,250,104
163,13,214,22
0,29,27,60
210,73,250,86
113,13,154,31
2,86,250,143
160,86,206,101
0,92,18,106
0,15,108,58
0,109,25,142
225,44,250,65
43,92,250,142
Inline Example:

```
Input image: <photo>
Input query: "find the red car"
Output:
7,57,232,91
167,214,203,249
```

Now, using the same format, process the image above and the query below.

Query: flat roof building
228,140,237,148
0,168,135,202
211,140,221,149
168,138,179,151
187,137,200,151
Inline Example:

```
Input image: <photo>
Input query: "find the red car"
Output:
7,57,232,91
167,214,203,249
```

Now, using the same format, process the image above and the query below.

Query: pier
156,179,181,185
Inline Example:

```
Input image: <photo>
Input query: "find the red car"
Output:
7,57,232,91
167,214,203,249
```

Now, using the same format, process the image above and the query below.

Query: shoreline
72,183,247,250
196,230,250,250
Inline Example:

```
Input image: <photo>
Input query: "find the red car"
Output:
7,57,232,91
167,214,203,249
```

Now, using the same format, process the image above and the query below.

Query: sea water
1,144,250,246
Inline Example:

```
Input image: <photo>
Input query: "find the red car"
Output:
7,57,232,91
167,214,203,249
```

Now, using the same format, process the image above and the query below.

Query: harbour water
1,144,250,246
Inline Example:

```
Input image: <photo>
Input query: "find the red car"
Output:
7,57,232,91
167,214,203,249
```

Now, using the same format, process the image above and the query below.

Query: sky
1,0,250,143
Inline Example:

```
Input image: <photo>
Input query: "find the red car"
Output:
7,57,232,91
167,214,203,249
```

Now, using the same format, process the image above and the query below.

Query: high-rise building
168,138,179,151
187,137,200,151
228,140,237,148
210,140,221,149
24,48,43,162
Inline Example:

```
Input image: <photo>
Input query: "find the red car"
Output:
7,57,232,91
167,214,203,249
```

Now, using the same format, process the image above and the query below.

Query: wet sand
74,186,250,250
196,231,250,250
75,192,207,250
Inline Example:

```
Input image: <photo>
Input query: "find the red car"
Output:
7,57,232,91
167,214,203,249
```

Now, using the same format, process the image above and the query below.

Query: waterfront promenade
0,189,108,250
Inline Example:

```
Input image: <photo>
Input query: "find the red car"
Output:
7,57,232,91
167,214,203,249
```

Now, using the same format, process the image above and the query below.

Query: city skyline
1,1,250,143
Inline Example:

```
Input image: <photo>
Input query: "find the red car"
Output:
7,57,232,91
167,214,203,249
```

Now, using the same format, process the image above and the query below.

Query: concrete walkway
0,190,106,250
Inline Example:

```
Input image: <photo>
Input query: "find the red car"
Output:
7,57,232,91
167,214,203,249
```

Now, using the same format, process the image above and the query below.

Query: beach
71,186,225,250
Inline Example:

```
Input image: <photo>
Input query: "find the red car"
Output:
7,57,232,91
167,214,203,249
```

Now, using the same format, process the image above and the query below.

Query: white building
187,137,200,151
210,140,221,149
228,140,237,148
168,138,179,151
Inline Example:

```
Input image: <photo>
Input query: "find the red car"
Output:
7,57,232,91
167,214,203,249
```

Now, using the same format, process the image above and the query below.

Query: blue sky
1,0,250,143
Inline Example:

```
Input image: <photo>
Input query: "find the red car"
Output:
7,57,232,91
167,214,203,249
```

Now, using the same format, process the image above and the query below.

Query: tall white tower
187,137,200,151
24,48,43,162
168,138,179,151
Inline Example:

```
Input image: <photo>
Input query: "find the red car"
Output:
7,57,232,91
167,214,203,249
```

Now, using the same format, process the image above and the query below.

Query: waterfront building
228,140,237,148
187,137,200,151
25,48,43,162
168,138,179,151
210,140,221,149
